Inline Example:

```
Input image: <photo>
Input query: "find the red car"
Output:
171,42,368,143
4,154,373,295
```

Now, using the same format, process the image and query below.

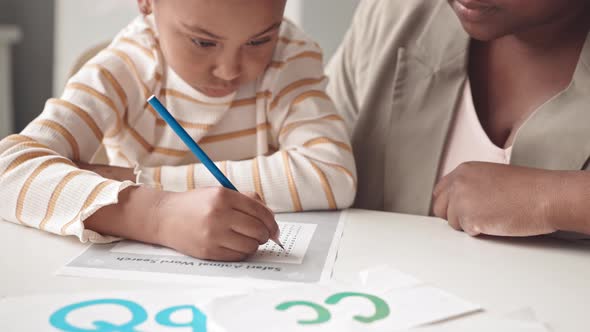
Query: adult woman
327,0,590,236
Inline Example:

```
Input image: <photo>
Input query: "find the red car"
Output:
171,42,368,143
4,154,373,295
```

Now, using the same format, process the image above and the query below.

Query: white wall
285,0,303,26
296,0,360,62
53,0,137,96
3,0,55,132
53,0,358,95
0,26,22,137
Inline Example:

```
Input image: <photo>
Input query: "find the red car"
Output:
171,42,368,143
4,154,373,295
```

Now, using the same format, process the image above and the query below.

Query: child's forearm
76,162,136,182
136,150,356,212
84,186,165,244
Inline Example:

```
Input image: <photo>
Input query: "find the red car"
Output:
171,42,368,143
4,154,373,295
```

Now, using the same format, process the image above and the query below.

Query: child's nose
213,57,241,82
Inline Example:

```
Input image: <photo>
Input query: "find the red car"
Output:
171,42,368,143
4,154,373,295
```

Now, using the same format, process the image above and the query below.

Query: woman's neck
467,6,590,148
506,6,590,56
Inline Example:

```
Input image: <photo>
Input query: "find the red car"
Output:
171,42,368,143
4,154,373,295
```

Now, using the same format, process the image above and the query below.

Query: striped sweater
0,15,356,243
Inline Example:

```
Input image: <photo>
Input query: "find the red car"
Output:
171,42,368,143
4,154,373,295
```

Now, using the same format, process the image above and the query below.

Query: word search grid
250,222,316,264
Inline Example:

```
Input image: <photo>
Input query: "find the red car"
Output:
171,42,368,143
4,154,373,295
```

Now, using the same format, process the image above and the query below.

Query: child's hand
155,187,278,261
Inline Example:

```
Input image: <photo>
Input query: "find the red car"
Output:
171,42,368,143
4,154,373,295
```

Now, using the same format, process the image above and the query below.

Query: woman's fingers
432,178,451,220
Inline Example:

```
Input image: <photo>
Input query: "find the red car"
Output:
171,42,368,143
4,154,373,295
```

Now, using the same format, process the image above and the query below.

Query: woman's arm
548,170,590,235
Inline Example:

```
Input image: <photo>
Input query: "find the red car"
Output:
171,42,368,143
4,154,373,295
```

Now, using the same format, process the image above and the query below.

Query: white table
1,209,588,331
0,25,21,138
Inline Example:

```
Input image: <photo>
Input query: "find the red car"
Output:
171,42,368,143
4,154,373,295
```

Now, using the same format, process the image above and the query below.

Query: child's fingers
205,246,249,262
220,230,262,255
243,191,263,202
227,191,279,239
230,211,271,244
242,191,276,219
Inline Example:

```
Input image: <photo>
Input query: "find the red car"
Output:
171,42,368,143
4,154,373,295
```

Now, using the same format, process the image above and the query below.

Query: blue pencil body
147,95,238,191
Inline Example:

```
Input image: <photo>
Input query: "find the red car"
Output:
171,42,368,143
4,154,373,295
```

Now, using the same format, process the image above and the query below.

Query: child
0,0,356,261
328,0,590,236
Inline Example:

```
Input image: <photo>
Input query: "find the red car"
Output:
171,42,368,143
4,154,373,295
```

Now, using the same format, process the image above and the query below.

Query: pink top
438,80,513,180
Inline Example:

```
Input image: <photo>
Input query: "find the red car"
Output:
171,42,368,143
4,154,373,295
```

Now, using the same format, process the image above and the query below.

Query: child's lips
200,86,236,97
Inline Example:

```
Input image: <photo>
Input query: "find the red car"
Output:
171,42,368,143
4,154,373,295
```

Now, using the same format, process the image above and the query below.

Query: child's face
448,0,589,41
149,0,286,97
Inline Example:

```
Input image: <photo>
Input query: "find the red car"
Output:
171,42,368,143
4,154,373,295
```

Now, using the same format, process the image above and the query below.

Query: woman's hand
432,162,562,237
155,187,279,261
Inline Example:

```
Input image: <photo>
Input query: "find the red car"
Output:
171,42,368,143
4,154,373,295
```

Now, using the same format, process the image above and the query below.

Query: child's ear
137,0,153,15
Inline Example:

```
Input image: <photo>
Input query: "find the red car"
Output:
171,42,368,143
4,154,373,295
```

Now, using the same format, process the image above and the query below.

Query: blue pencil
147,95,284,250
148,95,237,191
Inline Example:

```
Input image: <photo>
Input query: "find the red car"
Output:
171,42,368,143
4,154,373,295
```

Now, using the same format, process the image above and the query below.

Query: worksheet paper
404,308,550,332
208,285,481,332
58,212,343,285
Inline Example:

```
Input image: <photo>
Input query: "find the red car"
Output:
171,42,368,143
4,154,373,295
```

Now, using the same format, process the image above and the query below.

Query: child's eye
247,37,271,47
192,39,217,48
